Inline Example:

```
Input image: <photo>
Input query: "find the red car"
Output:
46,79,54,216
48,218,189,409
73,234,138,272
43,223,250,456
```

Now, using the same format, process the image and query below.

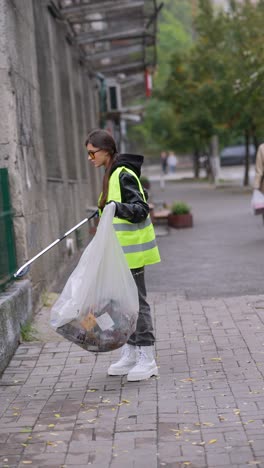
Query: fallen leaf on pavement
208,439,217,444
219,416,226,421
180,378,196,382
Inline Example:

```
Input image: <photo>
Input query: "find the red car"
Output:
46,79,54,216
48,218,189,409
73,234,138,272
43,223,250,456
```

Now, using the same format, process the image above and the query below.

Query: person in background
253,143,264,222
254,143,264,194
167,150,178,173
85,128,160,381
160,151,168,174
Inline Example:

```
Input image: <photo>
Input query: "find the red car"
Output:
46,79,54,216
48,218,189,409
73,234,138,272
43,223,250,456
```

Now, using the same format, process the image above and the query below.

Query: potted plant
168,201,193,228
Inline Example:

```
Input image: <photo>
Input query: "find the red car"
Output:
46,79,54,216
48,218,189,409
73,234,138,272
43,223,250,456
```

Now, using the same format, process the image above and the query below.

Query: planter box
168,213,193,228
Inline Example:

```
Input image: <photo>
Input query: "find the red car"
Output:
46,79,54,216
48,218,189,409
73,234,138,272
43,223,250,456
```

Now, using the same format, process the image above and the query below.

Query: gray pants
128,267,155,346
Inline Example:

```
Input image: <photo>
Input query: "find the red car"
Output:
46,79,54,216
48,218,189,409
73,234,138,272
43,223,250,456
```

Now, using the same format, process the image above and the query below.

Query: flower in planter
168,201,193,228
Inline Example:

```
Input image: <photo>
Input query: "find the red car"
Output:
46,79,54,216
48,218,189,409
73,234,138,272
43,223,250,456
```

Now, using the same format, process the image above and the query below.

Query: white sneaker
127,346,158,381
107,344,137,376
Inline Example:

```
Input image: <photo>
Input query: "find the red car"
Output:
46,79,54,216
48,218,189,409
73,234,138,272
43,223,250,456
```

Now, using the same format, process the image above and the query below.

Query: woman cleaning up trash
85,128,160,381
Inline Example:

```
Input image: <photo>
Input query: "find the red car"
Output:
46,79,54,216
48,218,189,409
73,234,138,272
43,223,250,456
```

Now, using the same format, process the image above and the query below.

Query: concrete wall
0,280,32,374
0,0,102,370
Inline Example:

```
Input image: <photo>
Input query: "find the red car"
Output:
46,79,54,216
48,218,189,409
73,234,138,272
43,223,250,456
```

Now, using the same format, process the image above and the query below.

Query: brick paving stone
0,454,21,466
1,294,264,466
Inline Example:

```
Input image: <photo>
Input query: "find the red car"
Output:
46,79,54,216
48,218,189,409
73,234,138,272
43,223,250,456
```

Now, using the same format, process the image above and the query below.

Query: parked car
220,144,256,166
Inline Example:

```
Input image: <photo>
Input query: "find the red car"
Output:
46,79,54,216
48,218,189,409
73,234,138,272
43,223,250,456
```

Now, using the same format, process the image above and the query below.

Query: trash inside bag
251,189,264,215
56,299,134,352
50,203,139,352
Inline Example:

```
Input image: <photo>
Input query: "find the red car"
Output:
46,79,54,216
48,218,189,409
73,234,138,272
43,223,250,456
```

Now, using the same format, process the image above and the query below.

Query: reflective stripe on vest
113,217,151,232
122,239,157,254
105,166,161,269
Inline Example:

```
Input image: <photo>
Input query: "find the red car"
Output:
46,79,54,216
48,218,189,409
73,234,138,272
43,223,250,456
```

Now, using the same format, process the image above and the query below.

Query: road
145,179,264,299
144,163,256,184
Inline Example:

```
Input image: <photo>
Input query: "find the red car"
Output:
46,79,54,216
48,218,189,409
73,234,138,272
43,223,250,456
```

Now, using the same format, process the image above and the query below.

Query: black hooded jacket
109,153,149,224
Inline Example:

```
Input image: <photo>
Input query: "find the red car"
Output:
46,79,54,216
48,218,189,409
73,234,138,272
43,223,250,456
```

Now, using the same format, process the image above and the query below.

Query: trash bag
251,189,264,215
50,203,139,352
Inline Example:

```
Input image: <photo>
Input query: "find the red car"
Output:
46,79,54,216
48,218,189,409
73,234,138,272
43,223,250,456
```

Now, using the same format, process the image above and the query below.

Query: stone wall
0,0,102,303
0,280,32,374
0,0,102,370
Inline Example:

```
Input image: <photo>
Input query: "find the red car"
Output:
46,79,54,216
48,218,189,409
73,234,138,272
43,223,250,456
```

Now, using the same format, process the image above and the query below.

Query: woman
253,143,264,224
85,129,160,381
254,143,264,194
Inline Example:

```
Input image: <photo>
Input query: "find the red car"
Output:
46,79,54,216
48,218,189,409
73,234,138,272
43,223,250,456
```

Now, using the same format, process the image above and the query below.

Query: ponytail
99,153,118,210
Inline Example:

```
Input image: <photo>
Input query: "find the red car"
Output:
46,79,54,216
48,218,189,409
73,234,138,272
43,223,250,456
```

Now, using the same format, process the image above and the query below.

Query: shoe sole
127,366,159,382
107,365,136,376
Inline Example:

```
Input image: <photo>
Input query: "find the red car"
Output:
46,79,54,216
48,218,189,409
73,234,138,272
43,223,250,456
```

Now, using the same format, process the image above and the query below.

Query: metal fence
0,168,17,288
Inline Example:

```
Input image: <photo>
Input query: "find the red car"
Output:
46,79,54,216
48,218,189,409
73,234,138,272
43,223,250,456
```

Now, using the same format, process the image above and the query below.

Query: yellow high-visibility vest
99,166,160,269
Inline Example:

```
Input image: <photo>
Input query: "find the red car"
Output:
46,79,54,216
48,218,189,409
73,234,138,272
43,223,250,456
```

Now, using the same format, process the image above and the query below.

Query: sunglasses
88,149,101,160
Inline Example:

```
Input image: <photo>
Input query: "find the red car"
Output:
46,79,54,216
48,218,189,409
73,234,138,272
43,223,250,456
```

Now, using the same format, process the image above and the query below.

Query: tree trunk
193,149,200,179
243,129,250,186
252,129,259,156
209,135,221,183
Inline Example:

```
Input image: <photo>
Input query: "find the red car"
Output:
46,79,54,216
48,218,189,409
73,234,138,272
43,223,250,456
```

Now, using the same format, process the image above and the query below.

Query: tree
160,0,264,183
127,0,193,157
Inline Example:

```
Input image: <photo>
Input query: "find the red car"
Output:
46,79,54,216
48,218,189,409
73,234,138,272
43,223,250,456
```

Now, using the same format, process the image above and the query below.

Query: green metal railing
0,168,17,288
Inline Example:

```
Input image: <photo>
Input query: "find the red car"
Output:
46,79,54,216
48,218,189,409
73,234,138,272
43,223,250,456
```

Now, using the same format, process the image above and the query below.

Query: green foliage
171,201,191,215
20,321,38,342
128,98,180,157
127,0,193,157
133,0,264,161
167,0,264,151
155,0,193,90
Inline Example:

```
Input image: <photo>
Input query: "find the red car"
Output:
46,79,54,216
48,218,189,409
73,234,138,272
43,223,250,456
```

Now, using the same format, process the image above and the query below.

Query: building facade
0,0,159,372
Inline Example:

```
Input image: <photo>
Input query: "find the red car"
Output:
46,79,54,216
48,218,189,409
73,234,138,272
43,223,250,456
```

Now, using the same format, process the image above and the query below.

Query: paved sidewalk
1,293,264,467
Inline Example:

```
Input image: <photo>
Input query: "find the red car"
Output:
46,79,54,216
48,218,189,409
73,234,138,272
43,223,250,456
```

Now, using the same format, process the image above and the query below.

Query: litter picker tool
14,210,98,279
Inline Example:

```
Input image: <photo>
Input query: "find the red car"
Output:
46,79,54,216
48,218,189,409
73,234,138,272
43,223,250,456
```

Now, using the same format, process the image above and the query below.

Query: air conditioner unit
106,79,122,112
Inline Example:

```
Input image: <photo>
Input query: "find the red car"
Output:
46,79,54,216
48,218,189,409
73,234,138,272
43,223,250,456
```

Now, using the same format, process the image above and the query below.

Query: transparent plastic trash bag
50,203,139,352
251,189,264,215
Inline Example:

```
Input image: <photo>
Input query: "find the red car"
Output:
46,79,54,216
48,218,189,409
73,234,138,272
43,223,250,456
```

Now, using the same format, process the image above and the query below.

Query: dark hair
85,129,118,210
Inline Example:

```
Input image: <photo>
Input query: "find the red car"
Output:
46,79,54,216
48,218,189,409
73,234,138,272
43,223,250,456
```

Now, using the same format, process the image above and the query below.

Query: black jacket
109,153,149,224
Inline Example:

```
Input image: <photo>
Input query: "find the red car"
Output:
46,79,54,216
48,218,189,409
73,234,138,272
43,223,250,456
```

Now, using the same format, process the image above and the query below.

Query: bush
171,201,191,215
